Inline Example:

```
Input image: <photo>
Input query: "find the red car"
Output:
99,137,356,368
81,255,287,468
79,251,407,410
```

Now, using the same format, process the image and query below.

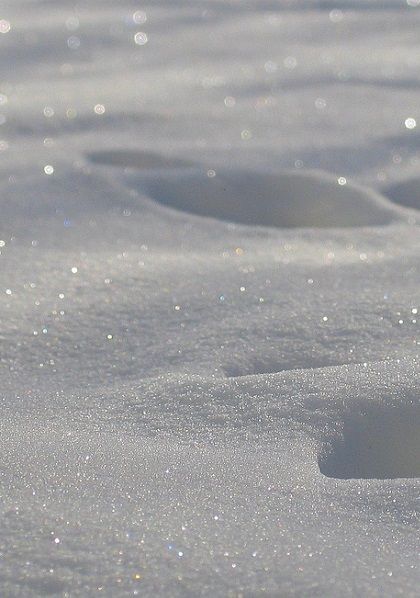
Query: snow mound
320,403,420,479
383,178,420,211
88,151,400,228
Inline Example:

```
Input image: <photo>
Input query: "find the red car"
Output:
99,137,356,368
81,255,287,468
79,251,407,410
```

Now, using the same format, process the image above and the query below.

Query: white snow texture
0,0,419,596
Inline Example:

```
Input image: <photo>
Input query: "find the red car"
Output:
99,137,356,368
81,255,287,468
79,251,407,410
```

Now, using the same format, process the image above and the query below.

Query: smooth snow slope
0,1,419,596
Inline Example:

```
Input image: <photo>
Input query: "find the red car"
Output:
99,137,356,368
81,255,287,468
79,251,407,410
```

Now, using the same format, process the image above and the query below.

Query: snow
0,0,419,595
94,156,401,227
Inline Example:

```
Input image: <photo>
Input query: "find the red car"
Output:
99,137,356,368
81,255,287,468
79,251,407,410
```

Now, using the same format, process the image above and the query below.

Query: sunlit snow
0,0,419,596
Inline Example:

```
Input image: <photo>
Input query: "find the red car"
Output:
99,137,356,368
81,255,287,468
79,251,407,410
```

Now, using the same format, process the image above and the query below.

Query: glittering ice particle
65,16,80,31
224,96,236,107
43,106,55,118
0,20,11,34
329,10,344,22
404,117,416,129
67,35,81,49
133,11,147,24
134,32,148,45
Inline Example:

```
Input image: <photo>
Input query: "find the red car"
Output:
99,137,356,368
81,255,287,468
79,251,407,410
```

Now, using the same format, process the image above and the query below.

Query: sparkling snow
0,1,419,596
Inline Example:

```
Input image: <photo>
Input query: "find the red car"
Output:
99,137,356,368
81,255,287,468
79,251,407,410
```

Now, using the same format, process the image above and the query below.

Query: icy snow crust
0,0,419,596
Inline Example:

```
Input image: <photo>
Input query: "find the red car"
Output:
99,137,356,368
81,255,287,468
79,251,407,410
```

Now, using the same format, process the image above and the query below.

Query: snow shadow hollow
88,150,400,229
319,403,420,480
383,177,420,211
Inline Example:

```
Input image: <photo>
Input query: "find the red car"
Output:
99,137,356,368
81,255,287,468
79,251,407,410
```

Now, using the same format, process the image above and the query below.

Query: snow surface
0,0,419,595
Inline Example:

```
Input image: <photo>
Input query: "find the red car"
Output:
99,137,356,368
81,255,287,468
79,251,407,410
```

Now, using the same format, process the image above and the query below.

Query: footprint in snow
88,150,403,229
319,403,420,480
383,177,420,211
